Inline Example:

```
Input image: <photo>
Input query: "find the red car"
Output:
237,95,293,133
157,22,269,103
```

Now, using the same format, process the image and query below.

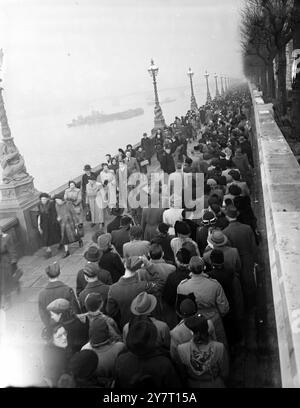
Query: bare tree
240,0,296,113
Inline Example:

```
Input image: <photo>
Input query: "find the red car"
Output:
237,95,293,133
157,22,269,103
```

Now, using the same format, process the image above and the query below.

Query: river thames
8,85,207,192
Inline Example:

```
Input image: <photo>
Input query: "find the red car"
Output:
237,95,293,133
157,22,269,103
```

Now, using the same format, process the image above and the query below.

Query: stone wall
250,83,300,387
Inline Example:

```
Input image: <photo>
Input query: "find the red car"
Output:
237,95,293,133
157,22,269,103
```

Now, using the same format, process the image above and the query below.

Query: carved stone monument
0,53,40,254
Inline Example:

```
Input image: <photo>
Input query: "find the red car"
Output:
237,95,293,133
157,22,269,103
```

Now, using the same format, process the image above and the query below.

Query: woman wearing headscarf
64,181,83,225
175,314,229,388
47,298,89,355
42,324,72,387
53,193,83,258
37,193,61,258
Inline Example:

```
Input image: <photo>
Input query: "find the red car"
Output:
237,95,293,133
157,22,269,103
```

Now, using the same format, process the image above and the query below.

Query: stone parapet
250,83,300,387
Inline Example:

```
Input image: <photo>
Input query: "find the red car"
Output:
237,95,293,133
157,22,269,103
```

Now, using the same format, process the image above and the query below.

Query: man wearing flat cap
78,264,110,313
38,262,80,329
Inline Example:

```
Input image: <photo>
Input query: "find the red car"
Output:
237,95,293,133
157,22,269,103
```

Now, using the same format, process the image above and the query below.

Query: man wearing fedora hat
222,205,258,312
76,246,112,297
81,164,97,210
196,210,217,256
122,292,170,350
115,319,182,388
78,264,110,313
106,256,158,330
203,229,242,275
38,262,80,329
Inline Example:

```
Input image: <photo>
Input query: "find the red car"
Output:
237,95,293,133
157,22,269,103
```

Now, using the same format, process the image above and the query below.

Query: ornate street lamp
148,59,166,130
214,73,220,99
204,71,212,103
224,76,229,92
220,75,225,96
187,67,198,111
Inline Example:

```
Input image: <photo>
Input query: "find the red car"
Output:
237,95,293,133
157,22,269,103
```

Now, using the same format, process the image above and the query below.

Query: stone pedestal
0,176,41,255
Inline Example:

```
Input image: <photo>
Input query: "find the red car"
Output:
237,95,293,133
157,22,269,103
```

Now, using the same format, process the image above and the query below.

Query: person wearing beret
38,262,80,331
42,324,72,387
37,192,61,259
47,298,89,355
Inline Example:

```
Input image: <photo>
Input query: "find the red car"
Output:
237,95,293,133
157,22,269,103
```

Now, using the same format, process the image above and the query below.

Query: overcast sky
0,0,244,117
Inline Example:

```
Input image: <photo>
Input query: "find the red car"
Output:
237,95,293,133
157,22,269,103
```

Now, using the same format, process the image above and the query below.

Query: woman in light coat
64,181,83,225
86,176,105,227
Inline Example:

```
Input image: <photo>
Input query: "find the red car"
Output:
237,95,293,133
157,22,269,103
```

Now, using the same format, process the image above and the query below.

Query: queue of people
34,84,261,388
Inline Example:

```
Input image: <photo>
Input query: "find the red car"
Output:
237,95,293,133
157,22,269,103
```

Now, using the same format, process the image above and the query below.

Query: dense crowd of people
0,84,260,387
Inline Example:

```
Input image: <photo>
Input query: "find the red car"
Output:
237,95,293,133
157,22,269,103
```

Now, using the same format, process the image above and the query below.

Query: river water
9,86,207,192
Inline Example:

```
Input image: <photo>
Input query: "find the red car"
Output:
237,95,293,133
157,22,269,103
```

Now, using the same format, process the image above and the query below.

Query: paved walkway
0,139,280,387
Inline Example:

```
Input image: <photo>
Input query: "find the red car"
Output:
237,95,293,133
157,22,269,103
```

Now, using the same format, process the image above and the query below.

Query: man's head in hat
130,292,157,316
47,298,71,323
83,264,99,283
85,292,105,314
207,229,228,249
84,246,101,263
83,164,92,175
174,221,191,238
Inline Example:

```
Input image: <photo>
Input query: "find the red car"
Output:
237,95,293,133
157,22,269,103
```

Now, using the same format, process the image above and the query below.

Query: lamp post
220,75,225,96
214,73,220,99
187,67,198,111
204,71,212,103
148,59,166,130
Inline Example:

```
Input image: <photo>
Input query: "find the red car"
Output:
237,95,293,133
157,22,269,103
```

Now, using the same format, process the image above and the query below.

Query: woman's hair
39,192,50,199
68,180,77,187
49,324,66,339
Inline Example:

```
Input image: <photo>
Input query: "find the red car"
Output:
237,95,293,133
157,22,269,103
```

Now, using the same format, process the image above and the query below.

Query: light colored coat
177,274,229,347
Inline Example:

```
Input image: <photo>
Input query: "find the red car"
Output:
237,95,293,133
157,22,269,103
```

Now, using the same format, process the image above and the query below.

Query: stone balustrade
250,83,300,387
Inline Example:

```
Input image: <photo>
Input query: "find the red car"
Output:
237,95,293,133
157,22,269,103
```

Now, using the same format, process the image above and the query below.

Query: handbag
86,208,92,222
140,159,149,167
76,223,85,238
